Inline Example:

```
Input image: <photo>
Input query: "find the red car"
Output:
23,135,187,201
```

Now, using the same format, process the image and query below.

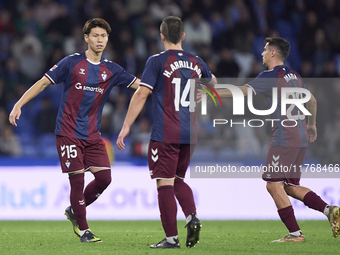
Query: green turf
0,220,338,255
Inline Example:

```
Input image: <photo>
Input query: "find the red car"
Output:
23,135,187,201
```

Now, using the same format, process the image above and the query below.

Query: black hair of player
160,16,184,44
83,18,112,35
265,37,290,60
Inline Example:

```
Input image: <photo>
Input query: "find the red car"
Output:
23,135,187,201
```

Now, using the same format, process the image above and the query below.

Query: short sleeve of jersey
45,56,70,84
111,63,136,88
197,57,212,81
140,56,160,90
246,70,277,95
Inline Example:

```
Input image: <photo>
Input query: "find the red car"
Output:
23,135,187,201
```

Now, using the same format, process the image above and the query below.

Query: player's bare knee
157,178,174,188
266,182,274,194
284,184,294,196
266,182,284,195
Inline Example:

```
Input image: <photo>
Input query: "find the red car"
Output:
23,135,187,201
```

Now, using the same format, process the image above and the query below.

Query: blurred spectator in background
184,12,212,52
46,4,72,37
15,7,44,40
0,9,15,35
34,0,60,28
63,25,87,55
100,103,114,137
0,124,21,156
313,28,331,76
299,60,314,77
132,117,151,157
11,33,44,81
36,97,57,134
3,57,28,98
320,59,339,77
216,48,240,77
19,43,44,81
298,11,319,61
0,79,7,109
0,107,21,156
111,93,128,135
149,0,182,23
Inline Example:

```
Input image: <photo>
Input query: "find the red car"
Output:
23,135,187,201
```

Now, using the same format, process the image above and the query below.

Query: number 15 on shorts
60,145,78,158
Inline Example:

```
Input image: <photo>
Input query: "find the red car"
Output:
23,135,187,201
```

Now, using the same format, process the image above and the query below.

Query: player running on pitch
9,18,139,243
117,16,216,248
201,37,340,242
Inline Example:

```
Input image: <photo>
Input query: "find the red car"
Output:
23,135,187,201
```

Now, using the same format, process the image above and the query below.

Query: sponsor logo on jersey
75,82,104,94
101,71,107,81
79,68,85,75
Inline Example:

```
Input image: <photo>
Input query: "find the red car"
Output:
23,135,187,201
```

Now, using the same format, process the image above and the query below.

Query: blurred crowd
0,0,339,163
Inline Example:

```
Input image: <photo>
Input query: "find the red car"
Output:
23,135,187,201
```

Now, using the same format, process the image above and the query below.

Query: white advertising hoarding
0,166,338,220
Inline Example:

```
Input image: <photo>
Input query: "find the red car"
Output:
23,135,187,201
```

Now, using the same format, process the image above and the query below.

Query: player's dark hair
160,16,183,44
266,37,290,60
83,18,111,35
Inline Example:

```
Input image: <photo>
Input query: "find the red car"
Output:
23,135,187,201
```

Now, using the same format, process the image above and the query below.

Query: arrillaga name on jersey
163,61,202,78
283,73,298,82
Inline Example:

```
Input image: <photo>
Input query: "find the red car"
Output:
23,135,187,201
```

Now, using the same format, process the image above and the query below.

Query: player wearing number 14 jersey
213,37,340,242
9,18,139,243
117,16,215,248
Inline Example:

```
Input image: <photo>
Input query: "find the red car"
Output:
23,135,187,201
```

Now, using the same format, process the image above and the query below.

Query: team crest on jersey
65,160,71,168
50,65,58,71
101,71,107,81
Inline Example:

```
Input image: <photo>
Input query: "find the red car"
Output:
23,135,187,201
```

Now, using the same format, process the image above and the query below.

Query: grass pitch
0,220,338,255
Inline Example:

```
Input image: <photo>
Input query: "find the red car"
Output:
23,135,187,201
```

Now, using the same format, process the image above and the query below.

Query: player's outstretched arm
197,74,218,103
129,78,141,90
9,76,51,126
129,78,152,94
218,85,248,98
197,83,248,102
116,86,150,150
306,93,317,143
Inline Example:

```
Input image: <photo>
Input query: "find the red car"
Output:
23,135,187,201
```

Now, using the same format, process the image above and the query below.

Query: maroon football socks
174,178,196,217
84,169,111,206
158,185,178,237
69,173,88,230
278,205,300,233
303,191,328,213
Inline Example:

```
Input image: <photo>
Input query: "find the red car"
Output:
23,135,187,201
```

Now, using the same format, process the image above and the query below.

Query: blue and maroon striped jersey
246,65,308,147
140,50,212,144
45,51,136,140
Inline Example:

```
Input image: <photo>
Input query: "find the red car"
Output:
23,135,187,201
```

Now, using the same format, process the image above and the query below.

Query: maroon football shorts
148,140,195,179
262,146,307,186
56,135,111,173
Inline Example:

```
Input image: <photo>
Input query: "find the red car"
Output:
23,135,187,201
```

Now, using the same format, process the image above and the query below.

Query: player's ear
84,34,88,43
160,33,165,42
181,32,185,41
271,48,276,58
